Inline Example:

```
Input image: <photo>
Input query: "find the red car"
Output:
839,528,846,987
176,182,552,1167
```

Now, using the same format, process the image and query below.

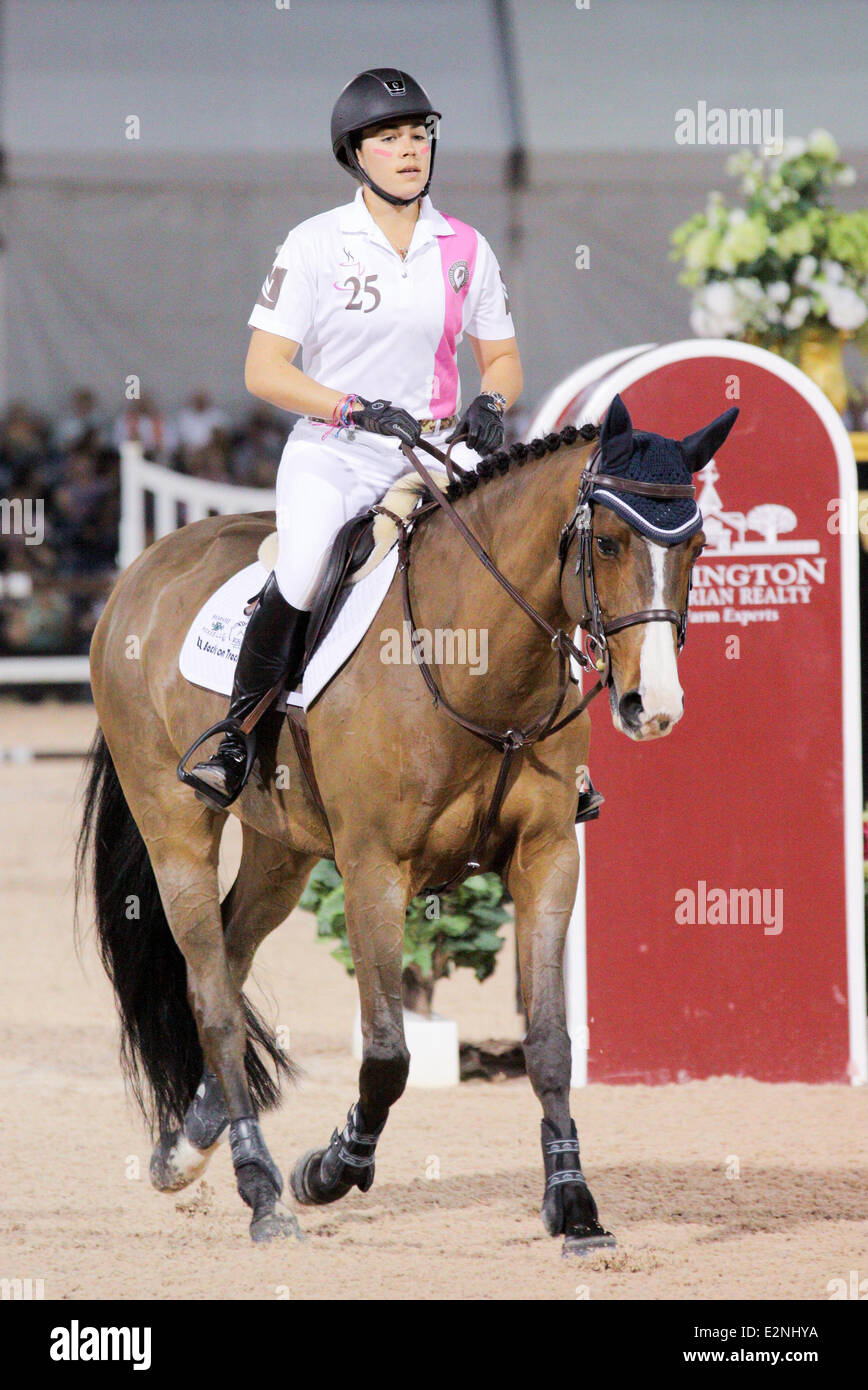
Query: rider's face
355,121,432,202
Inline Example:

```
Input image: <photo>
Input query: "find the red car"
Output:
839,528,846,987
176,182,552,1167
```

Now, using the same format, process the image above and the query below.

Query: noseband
557,448,697,682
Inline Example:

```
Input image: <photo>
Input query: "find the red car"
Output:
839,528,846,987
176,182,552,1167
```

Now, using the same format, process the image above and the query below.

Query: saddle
267,466,447,828
256,467,448,679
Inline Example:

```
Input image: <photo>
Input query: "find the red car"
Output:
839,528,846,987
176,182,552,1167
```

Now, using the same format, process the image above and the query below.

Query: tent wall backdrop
1,0,867,415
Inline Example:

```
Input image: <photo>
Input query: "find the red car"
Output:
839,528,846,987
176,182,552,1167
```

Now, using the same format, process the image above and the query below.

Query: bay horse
76,393,737,1251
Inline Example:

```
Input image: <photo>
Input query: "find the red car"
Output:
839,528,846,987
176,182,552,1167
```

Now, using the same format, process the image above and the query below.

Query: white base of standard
352,1005,460,1088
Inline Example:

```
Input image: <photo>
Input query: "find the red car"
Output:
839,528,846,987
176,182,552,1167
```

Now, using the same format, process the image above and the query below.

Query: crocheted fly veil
593,394,739,544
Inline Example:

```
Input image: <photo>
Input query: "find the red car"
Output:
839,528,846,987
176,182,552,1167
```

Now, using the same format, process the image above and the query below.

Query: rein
394,432,698,894
395,435,608,893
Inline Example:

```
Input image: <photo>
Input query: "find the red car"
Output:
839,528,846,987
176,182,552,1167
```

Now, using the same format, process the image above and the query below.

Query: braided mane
440,422,599,502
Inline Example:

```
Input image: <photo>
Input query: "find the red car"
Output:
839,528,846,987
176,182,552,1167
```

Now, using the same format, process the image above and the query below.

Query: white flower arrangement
671,130,868,349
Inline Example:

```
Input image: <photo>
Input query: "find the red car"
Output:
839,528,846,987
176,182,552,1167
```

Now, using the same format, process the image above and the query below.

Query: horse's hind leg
508,830,616,1256
106,746,298,1243
290,854,411,1207
155,826,317,1192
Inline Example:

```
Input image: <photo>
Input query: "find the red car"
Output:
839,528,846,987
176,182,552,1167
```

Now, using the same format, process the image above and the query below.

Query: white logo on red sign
691,458,825,627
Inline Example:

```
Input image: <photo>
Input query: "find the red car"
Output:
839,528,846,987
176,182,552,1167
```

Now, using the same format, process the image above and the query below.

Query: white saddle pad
179,549,399,709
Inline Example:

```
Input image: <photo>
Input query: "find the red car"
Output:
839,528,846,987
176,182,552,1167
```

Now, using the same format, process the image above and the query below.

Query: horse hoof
150,1130,222,1193
250,1200,305,1244
289,1149,324,1206
562,1231,617,1258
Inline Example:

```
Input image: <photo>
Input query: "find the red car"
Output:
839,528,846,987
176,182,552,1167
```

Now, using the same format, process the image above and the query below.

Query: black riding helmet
331,68,441,208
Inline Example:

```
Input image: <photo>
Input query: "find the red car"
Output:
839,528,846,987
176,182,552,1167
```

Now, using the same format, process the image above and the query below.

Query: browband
591,471,696,499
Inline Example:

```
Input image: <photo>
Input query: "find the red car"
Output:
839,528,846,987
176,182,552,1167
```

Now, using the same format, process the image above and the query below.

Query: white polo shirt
247,187,514,420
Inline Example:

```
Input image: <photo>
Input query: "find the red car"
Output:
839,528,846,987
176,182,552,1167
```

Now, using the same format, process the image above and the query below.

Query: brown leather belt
308,413,457,435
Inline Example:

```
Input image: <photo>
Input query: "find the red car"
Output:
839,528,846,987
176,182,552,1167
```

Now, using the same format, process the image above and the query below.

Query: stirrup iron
176,718,258,811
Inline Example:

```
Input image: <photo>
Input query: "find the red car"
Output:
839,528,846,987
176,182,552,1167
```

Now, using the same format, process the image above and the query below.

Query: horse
76,392,737,1251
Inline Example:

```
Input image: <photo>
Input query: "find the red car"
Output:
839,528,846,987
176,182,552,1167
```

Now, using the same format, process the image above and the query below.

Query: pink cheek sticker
371,146,395,159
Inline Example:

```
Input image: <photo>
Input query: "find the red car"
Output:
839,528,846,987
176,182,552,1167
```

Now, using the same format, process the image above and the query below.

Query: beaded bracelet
322,393,361,440
340,393,361,429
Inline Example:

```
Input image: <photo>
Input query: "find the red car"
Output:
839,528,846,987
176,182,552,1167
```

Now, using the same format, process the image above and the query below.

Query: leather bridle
557,446,698,683
394,433,699,892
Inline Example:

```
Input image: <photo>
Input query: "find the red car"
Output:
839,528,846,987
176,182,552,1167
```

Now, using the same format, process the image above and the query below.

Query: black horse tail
75,728,294,1135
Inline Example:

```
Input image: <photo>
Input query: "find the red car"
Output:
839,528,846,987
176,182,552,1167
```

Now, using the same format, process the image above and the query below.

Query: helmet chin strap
342,137,437,208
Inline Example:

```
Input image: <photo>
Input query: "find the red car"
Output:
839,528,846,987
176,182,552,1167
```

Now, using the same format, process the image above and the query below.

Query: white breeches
273,418,477,610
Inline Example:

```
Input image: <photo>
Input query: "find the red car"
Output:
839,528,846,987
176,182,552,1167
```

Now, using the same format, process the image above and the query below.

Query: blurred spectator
2,584,76,656
173,390,228,461
54,386,108,452
0,394,293,663
229,406,288,486
51,444,119,576
0,401,51,493
113,393,175,459
185,427,233,482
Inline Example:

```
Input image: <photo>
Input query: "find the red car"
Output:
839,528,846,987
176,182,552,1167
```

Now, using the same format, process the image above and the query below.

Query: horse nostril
618,690,643,727
657,716,670,733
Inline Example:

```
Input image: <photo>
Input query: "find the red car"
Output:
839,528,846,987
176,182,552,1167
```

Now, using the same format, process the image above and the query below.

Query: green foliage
669,130,868,346
299,860,510,1006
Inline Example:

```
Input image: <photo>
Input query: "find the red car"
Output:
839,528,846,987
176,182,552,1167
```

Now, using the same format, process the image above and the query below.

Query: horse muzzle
611,684,684,740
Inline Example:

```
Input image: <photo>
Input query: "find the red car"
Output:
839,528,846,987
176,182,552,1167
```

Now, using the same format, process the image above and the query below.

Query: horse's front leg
291,855,411,1207
508,831,616,1255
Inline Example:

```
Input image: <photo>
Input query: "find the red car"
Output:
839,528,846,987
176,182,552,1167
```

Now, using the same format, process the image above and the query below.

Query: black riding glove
449,393,506,455
350,397,421,448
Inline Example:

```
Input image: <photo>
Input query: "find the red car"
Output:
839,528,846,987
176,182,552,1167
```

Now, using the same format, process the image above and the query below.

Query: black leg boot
575,772,605,823
182,573,309,809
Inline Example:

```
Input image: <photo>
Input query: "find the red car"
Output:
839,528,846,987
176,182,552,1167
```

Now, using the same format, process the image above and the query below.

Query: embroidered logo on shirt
256,264,287,308
448,260,469,292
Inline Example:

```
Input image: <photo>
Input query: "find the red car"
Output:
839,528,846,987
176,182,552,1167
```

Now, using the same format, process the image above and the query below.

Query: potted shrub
299,861,510,1085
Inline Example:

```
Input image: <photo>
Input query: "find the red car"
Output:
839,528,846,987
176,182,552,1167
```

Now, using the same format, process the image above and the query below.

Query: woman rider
187,67,522,805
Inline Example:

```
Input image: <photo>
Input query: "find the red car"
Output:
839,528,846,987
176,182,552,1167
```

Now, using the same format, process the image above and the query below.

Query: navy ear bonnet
592,394,739,546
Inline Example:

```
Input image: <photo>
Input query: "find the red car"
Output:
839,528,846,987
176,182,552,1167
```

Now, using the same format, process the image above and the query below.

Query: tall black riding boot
187,572,309,808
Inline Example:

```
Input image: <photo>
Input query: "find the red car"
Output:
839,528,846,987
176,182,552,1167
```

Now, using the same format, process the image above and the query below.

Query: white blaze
638,540,683,731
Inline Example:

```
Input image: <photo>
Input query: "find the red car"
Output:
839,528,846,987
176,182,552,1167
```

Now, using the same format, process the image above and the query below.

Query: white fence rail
0,656,91,684
118,441,273,570
0,444,274,688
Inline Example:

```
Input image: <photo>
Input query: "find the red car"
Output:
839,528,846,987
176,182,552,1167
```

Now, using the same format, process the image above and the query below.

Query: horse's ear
680,407,739,473
600,393,633,466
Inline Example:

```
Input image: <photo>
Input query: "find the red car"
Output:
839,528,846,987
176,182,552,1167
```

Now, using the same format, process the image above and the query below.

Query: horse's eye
595,536,618,557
